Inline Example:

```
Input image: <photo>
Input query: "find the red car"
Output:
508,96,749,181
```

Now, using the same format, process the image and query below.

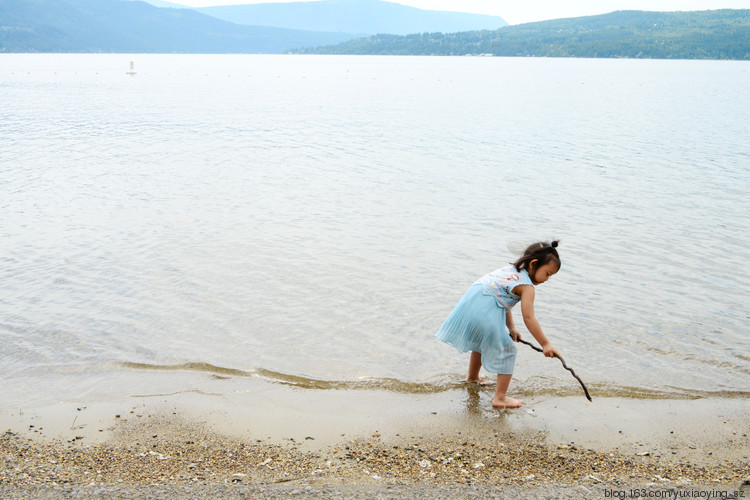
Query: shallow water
1,54,749,408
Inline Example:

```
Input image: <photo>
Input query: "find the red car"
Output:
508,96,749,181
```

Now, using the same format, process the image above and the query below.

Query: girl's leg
467,352,493,384
467,351,482,381
491,374,523,408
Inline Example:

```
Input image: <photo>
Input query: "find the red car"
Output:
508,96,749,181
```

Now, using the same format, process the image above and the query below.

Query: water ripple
1,54,749,407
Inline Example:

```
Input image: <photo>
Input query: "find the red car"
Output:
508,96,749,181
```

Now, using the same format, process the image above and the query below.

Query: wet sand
1,381,748,497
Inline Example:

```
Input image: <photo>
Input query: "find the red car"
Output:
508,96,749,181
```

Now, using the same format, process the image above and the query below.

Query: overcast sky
174,0,750,25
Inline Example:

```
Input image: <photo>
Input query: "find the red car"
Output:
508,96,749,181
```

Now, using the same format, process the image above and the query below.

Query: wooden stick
516,337,592,402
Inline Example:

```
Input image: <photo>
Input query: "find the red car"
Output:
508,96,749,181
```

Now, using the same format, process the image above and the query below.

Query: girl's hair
512,240,561,273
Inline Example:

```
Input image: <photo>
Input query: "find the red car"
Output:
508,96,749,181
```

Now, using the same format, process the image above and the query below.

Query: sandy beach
1,381,748,498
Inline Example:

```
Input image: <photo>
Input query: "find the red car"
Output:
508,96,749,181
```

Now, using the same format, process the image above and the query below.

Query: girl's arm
506,310,522,341
516,285,561,358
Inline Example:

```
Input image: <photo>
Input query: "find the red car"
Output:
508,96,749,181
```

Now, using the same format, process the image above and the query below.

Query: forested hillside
294,10,750,60
0,0,354,53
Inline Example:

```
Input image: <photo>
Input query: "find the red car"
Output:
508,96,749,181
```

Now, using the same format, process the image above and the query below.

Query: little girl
436,241,562,408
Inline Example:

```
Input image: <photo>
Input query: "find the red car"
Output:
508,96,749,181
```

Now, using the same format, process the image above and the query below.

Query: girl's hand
509,328,522,342
543,343,561,359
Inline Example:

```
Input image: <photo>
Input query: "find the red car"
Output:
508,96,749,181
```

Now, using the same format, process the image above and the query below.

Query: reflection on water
464,385,484,416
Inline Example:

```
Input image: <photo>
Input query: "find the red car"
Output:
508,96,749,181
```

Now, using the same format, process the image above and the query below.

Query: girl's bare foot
491,396,523,408
466,377,495,385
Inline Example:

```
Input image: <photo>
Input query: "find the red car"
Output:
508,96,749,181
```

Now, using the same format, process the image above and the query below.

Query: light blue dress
436,266,533,375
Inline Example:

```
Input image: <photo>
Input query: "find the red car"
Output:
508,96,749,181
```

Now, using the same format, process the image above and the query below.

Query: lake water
1,54,748,410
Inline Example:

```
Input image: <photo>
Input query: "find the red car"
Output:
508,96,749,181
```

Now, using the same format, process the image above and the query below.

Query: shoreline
1,384,748,496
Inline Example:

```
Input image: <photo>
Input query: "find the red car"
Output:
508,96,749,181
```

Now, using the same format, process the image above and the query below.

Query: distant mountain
127,0,186,8
197,0,508,35
0,0,356,53
294,9,750,60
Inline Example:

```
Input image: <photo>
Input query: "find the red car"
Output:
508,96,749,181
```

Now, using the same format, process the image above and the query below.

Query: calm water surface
1,54,749,408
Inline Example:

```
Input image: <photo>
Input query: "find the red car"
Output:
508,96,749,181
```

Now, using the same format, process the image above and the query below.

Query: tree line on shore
292,10,750,60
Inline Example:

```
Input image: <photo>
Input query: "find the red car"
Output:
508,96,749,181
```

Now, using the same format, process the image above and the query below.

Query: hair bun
550,240,559,248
